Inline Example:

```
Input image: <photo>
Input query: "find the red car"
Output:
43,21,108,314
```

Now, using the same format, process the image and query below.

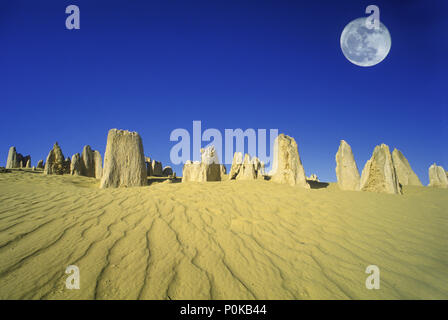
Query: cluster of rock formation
144,158,174,177
92,127,448,191
100,129,147,188
180,134,310,188
6,147,31,169
179,134,315,189
41,142,103,179
5,128,447,192
146,158,162,176
36,128,177,189
70,145,103,179
334,140,440,194
228,152,265,181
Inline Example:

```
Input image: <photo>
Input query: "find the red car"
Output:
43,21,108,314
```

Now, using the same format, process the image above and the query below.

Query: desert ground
0,169,447,299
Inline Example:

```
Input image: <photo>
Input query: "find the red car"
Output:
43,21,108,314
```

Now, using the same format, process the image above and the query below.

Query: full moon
340,17,391,67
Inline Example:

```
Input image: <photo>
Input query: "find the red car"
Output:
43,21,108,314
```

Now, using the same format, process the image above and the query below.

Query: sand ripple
0,170,447,299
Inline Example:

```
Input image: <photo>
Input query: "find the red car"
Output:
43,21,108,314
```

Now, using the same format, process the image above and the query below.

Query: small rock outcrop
251,156,265,179
162,166,173,177
145,157,153,176
151,160,163,177
44,142,66,175
360,144,402,194
269,134,309,188
235,154,257,180
220,164,227,180
200,146,221,181
307,174,319,182
64,157,71,174
182,161,204,182
220,164,227,175
81,145,95,177
229,152,243,179
428,163,448,188
144,157,167,177
6,147,18,169
335,140,360,191
100,129,147,188
93,150,103,179
22,156,31,168
36,160,44,169
392,149,422,186
70,153,82,176
182,146,221,182
201,147,220,165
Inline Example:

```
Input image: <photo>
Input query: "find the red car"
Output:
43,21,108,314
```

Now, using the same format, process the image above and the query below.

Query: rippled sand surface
0,170,447,299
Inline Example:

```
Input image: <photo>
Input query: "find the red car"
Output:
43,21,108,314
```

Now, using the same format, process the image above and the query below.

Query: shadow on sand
307,180,330,189
147,176,182,186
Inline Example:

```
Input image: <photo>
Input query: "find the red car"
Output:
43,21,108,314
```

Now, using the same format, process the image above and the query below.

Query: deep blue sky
1,0,446,183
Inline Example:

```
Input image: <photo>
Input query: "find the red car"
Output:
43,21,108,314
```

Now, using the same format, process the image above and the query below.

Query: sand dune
0,170,447,299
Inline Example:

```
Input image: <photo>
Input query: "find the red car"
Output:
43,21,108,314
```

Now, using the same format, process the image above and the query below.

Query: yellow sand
0,170,447,300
